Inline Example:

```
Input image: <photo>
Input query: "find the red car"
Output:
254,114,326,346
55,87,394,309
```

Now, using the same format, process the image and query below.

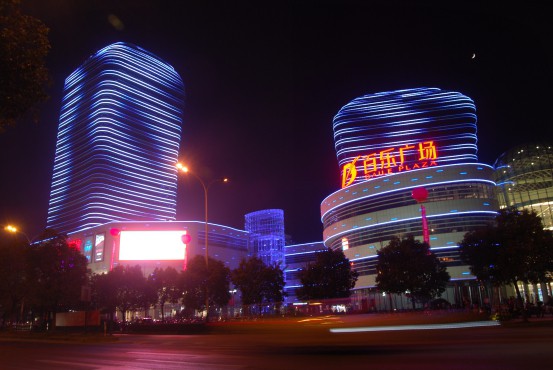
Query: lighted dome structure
333,87,478,188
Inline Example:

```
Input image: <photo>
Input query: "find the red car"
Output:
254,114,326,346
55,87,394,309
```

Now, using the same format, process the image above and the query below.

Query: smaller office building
67,221,250,277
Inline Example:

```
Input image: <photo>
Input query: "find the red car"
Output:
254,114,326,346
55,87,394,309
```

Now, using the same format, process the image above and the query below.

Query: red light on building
68,238,82,251
411,187,428,203
110,228,120,237
181,234,191,244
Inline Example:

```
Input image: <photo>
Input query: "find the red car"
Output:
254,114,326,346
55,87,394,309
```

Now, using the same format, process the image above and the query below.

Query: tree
460,227,503,285
109,265,154,322
91,272,117,323
0,236,30,324
296,248,358,300
26,231,89,321
376,236,450,309
262,263,286,305
148,266,181,322
0,0,50,131
180,256,231,317
231,257,286,315
460,208,553,313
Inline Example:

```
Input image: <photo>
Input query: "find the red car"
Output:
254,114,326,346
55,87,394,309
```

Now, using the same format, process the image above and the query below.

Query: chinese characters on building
341,141,438,188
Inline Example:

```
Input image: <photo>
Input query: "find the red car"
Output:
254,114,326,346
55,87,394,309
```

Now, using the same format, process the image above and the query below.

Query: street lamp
3,224,32,244
176,162,228,319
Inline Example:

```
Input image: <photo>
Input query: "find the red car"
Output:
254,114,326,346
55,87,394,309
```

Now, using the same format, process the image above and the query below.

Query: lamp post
176,162,228,320
3,225,32,244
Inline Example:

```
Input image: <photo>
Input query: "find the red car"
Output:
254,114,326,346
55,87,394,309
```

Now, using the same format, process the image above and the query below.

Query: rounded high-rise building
47,42,185,234
494,143,553,230
322,87,498,308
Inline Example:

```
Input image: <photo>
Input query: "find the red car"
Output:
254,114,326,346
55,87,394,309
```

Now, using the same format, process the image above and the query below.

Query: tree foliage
0,229,88,324
459,226,503,284
376,236,450,308
148,266,181,322
460,208,553,303
26,231,89,316
108,265,154,322
180,255,231,315
0,236,30,323
231,257,286,309
91,272,117,320
296,248,358,300
0,0,50,131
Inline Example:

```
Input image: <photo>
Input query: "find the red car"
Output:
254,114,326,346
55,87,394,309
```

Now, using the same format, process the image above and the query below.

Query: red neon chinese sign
341,141,438,188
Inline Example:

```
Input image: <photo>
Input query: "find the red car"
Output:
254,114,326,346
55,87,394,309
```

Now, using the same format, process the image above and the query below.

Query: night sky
2,1,553,243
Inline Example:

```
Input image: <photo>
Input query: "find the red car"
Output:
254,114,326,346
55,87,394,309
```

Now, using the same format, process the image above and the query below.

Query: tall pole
203,182,208,269
411,187,430,249
201,178,227,321
202,180,210,321
176,163,227,321
186,171,210,319
420,203,430,245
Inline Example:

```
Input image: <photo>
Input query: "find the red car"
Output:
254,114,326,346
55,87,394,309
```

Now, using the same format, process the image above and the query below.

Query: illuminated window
341,237,349,251
94,233,105,262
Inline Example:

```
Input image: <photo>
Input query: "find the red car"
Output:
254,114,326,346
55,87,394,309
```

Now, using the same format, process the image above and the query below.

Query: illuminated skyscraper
47,42,185,234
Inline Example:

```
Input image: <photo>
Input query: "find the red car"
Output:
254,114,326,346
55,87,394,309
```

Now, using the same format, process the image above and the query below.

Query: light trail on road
329,320,500,333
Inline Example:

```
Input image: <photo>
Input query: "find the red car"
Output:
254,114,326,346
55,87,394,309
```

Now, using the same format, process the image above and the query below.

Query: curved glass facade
494,143,553,229
47,42,185,234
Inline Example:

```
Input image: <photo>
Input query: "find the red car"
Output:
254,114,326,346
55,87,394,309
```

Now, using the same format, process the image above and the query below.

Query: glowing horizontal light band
350,254,379,262
285,250,323,257
284,242,325,248
286,285,303,289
